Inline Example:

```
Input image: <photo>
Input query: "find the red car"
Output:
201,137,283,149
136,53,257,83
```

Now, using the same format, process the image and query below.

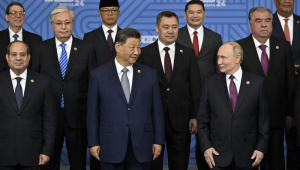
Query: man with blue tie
87,28,165,170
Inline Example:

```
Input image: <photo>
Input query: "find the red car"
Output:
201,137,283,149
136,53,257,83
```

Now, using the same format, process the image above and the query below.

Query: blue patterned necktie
60,43,68,108
13,34,19,41
15,77,23,109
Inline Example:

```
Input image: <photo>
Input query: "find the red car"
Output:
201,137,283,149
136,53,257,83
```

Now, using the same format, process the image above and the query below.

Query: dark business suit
177,25,222,170
0,28,42,71
31,36,96,170
138,41,201,170
236,35,296,170
272,12,300,170
0,70,56,168
197,72,269,169
87,61,164,169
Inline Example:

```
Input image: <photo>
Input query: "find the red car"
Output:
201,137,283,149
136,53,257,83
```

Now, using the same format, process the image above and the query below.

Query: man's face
184,4,206,29
217,44,240,75
115,38,141,67
6,42,30,75
99,7,120,28
156,16,179,46
5,5,25,30
51,12,73,42
250,11,272,40
274,0,294,15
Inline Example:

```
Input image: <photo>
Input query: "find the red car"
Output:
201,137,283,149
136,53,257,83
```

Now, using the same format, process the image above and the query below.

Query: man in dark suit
31,5,96,170
0,2,42,72
0,41,56,169
87,28,164,170
83,0,121,67
138,11,201,170
176,1,222,169
272,1,300,169
236,6,296,170
198,41,269,170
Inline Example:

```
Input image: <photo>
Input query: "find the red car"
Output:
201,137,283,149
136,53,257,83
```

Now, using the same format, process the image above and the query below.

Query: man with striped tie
31,5,96,170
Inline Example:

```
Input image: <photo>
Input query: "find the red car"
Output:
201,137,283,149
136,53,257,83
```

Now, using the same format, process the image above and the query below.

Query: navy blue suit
87,61,165,165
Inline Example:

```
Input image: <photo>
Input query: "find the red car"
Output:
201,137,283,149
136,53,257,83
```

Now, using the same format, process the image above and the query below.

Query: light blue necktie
60,43,67,108
121,68,130,103
13,34,18,41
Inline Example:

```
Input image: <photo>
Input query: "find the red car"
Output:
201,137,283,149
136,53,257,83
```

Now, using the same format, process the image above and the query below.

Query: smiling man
31,5,96,170
0,2,42,72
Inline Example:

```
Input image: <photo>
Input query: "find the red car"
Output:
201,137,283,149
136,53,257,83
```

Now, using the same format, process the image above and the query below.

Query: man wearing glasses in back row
0,2,42,72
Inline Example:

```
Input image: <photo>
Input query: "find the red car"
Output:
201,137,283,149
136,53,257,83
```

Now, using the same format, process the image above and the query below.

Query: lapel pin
180,49,183,53
246,81,250,85
297,21,299,24
31,79,34,83
137,70,141,73
276,46,279,49
74,47,77,51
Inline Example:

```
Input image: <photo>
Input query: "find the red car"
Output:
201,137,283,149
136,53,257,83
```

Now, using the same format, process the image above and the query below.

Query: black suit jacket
138,41,201,132
31,36,96,129
236,35,295,128
177,25,222,84
0,70,56,166
0,28,42,71
83,26,122,67
198,72,269,168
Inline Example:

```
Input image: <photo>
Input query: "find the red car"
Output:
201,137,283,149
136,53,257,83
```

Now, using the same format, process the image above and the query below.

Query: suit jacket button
17,116,20,119
126,124,130,127
167,88,170,91
128,108,130,111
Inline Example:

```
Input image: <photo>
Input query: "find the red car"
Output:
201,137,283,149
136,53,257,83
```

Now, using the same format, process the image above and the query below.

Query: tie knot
13,34,19,41
259,45,266,51
284,18,289,23
164,47,170,52
108,30,113,34
15,77,22,83
229,75,235,80
122,68,129,73
60,43,66,48
193,31,198,35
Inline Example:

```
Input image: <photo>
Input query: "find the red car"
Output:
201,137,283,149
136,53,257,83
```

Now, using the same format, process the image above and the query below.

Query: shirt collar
102,24,118,34
226,67,242,81
9,27,23,39
114,58,133,74
277,12,293,21
55,36,73,48
157,40,176,53
186,24,203,36
10,69,27,80
252,35,270,48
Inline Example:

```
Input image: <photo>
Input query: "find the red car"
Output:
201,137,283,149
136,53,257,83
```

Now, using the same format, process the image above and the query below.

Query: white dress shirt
226,67,242,95
102,24,118,42
55,36,73,61
9,27,22,42
187,24,204,52
277,13,293,45
10,69,27,96
115,58,133,92
157,40,175,71
252,36,270,61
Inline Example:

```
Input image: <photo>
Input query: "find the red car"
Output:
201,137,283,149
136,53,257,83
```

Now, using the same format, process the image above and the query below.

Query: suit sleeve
255,78,270,153
285,42,296,117
215,35,223,73
189,50,201,119
87,71,101,147
294,85,300,146
151,70,165,144
41,77,56,156
87,46,97,73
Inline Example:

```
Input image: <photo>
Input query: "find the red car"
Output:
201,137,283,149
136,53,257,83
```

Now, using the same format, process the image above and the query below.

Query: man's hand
39,154,50,165
204,147,219,168
189,119,197,134
285,116,295,129
295,64,299,75
152,144,162,160
90,145,100,161
251,150,264,167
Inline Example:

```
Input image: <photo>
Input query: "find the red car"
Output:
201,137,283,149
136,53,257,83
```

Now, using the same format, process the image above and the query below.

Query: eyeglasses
8,11,25,16
52,20,73,27
100,9,119,15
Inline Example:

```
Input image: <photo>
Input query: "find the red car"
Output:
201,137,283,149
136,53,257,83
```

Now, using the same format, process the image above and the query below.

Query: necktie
121,68,130,103
229,75,238,111
193,31,199,56
107,30,114,51
60,43,68,108
15,77,23,109
259,45,268,76
284,18,291,43
164,47,172,82
13,34,19,41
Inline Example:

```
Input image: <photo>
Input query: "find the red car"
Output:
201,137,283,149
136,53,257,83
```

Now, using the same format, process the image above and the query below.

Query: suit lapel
22,29,30,44
234,72,251,113
1,29,10,47
171,43,184,83
217,74,232,113
2,71,19,113
273,13,286,40
268,37,279,76
48,38,63,79
96,26,110,52
19,70,35,114
199,27,211,56
129,64,142,105
180,25,194,49
65,36,80,78
292,15,300,50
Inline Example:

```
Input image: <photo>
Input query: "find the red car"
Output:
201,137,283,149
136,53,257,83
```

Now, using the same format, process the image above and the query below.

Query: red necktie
229,75,238,111
193,31,199,56
164,47,172,82
259,45,268,76
284,19,291,43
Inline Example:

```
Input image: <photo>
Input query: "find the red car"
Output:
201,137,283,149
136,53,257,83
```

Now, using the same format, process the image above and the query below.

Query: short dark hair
248,6,273,22
7,41,30,55
156,11,179,25
6,2,25,15
115,28,141,45
185,0,205,12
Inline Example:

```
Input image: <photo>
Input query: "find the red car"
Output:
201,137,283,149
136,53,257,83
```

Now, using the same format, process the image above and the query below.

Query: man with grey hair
236,6,295,170
32,5,96,170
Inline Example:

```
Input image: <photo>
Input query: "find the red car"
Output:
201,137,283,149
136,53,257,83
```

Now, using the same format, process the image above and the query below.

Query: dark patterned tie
15,77,23,109
229,75,238,111
259,45,268,76
164,47,172,82
193,31,199,56
107,30,114,51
